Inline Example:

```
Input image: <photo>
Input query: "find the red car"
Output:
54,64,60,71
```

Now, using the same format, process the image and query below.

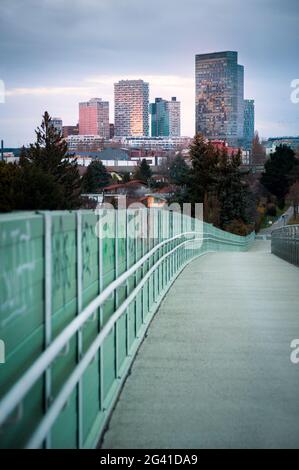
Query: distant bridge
0,211,298,448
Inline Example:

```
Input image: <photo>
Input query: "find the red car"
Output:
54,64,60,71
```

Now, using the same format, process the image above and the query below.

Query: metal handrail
0,220,254,447
271,224,299,266
26,236,206,448
27,232,254,448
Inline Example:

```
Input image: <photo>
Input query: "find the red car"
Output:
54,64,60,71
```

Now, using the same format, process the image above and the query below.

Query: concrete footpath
102,241,299,449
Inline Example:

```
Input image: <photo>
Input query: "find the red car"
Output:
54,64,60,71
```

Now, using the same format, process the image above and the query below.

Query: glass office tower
243,99,255,149
114,80,149,137
195,51,244,146
150,97,181,137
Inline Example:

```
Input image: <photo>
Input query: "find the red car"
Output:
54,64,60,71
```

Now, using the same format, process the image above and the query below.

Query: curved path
102,241,299,449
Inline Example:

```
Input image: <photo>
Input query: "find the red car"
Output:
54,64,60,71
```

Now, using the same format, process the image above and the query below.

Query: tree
122,172,131,183
186,135,254,233
0,160,63,212
251,131,266,166
169,154,190,186
287,181,299,219
260,145,298,208
20,111,82,209
217,149,251,230
188,134,219,204
0,161,22,212
134,158,152,183
82,160,111,193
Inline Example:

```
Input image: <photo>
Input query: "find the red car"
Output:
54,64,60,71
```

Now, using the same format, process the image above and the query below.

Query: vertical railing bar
134,210,138,338
98,210,104,411
147,209,151,313
76,211,83,449
141,210,145,325
126,210,130,354
44,212,52,449
114,209,119,377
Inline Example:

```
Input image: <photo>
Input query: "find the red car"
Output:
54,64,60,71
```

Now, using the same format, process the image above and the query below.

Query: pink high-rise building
79,98,109,138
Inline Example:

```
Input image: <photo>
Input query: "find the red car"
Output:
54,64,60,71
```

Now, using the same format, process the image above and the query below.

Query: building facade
66,134,104,152
150,97,181,137
63,125,79,138
243,99,255,149
79,98,109,139
114,80,149,137
49,117,63,135
195,51,244,146
114,136,192,151
109,123,115,139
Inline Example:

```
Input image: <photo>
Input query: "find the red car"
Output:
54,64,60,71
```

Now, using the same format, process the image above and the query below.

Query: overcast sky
0,0,298,147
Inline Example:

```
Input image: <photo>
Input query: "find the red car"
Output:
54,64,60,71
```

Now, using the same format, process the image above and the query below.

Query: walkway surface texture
102,241,299,449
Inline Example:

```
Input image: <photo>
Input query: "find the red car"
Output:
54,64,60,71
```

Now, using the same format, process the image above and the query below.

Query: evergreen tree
186,135,253,233
169,154,190,186
0,160,63,212
188,134,219,204
82,160,111,193
20,111,82,209
134,158,152,183
260,145,298,208
217,149,249,228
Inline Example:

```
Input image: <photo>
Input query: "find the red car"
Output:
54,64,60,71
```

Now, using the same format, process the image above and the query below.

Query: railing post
98,210,104,411
44,212,52,449
76,211,83,449
126,210,130,354
114,209,119,377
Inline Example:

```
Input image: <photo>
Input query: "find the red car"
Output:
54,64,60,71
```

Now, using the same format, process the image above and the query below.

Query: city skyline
0,0,298,146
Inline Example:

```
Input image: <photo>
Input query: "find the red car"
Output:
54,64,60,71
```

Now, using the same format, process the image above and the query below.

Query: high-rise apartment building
79,98,109,139
114,80,149,137
243,99,255,149
195,51,245,146
150,97,181,137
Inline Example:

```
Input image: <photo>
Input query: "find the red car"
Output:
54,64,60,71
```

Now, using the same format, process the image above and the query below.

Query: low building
264,137,299,156
66,135,105,152
210,140,250,165
113,136,192,151
63,125,79,138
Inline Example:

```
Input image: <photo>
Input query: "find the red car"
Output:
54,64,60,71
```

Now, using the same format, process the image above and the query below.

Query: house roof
95,148,129,161
102,179,147,191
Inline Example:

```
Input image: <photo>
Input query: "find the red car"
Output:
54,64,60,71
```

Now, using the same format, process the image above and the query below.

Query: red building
79,98,109,139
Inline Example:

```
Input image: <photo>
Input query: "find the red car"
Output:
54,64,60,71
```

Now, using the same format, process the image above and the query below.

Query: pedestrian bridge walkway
0,211,298,449
102,241,299,449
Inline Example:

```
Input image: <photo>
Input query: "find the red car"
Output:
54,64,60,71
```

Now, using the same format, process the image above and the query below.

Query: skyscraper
79,98,109,139
114,80,149,137
150,97,181,137
167,97,181,137
243,99,255,149
195,51,244,146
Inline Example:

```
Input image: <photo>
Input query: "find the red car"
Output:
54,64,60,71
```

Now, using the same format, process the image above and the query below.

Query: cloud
0,0,298,145
6,86,94,97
